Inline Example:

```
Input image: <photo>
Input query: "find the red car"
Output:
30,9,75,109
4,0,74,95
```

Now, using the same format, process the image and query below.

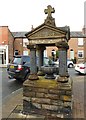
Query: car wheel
68,64,73,68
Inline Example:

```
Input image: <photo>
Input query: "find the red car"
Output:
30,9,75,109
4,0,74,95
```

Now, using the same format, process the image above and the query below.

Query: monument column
56,41,69,82
27,45,39,80
37,46,45,76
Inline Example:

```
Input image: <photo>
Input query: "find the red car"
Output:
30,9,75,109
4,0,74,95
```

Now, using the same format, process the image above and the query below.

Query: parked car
75,62,86,74
7,55,57,81
7,55,30,81
67,59,74,68
54,59,74,68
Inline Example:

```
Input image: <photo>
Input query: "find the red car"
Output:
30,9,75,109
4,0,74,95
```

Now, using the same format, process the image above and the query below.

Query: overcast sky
0,0,85,32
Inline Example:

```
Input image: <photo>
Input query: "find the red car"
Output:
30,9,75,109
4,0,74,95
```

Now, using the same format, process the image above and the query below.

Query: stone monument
23,5,73,119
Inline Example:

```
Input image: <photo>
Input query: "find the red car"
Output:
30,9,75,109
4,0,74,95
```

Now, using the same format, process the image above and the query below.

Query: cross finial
44,5,55,17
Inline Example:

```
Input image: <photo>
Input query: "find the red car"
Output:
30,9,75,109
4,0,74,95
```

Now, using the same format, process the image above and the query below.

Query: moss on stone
35,76,58,89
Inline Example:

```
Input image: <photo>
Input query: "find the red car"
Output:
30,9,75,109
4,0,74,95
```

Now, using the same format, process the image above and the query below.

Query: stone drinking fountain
22,5,73,119
41,65,58,79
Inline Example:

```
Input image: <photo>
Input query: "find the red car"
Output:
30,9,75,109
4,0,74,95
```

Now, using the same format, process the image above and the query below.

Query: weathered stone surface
42,104,59,111
23,79,36,87
32,98,51,104
29,74,39,80
44,93,59,100
66,90,72,95
33,88,48,93
49,89,67,95
36,93,44,98
32,103,42,109
23,97,31,102
49,89,58,93
23,86,32,92
23,78,58,88
51,100,63,106
63,102,72,108
23,77,73,118
60,95,71,102
23,91,36,97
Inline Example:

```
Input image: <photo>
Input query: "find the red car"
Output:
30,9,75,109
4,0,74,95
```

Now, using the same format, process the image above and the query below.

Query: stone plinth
23,76,73,118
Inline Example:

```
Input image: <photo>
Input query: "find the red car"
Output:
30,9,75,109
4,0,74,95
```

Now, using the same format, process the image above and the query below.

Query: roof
12,32,27,38
12,31,86,38
70,31,86,38
25,23,69,37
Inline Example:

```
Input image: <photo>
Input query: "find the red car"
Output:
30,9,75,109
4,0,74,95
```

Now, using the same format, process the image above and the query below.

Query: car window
22,56,30,64
12,57,22,64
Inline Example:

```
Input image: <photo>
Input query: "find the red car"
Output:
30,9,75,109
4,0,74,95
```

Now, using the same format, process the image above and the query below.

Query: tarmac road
1,68,23,102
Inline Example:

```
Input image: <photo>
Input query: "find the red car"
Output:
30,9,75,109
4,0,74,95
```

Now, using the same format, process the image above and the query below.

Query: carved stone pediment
26,24,66,40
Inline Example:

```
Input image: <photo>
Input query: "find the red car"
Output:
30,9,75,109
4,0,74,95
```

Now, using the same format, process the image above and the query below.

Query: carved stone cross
44,5,55,17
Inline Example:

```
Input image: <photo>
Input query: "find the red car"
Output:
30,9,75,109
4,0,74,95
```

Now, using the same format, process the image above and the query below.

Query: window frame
78,38,83,46
78,50,84,58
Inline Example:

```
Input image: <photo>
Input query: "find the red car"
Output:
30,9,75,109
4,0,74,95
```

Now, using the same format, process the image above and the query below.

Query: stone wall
23,77,73,118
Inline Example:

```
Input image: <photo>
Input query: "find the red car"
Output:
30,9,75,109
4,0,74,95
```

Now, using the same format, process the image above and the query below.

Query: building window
78,38,83,46
14,50,19,55
23,38,28,47
78,50,84,58
70,49,74,59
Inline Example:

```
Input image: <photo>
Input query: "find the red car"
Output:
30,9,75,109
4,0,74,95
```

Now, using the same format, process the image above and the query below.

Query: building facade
0,26,86,65
0,26,14,65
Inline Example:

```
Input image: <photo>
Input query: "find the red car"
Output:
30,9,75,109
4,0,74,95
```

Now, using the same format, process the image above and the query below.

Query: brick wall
14,38,23,55
46,46,58,58
84,37,86,61
0,26,14,63
0,26,8,45
46,38,78,62
82,28,86,62
8,29,14,62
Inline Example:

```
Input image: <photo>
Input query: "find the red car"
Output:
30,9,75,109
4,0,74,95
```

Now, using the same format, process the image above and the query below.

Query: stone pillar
58,48,68,77
27,45,39,80
56,41,69,82
37,46,45,76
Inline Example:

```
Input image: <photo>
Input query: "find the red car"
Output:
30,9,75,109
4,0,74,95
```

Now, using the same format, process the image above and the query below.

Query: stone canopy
25,5,70,81
25,23,70,46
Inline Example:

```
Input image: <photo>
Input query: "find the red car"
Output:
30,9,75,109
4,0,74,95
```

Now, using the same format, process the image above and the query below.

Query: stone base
23,76,73,118
28,74,39,80
37,70,45,76
45,74,55,79
57,76,69,83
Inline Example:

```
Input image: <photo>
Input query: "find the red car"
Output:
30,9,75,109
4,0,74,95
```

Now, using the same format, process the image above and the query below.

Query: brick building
0,26,14,64
0,26,86,65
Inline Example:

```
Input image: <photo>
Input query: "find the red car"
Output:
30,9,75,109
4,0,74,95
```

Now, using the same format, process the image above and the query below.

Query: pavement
1,75,85,119
0,64,7,68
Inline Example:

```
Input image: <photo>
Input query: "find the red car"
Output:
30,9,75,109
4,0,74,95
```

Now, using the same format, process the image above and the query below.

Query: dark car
7,55,58,81
7,55,31,81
